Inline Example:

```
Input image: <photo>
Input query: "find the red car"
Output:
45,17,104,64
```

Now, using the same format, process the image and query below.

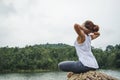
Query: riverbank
0,69,52,74
0,69,120,74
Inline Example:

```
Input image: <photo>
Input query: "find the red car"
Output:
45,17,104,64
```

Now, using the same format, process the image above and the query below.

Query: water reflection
0,72,67,80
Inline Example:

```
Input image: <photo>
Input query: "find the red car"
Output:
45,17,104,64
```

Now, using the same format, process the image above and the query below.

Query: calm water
0,70,120,80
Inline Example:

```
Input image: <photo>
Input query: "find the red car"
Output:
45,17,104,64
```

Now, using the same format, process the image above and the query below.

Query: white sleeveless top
74,35,99,68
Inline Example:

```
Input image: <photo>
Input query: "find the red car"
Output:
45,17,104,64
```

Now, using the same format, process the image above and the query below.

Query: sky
0,0,120,50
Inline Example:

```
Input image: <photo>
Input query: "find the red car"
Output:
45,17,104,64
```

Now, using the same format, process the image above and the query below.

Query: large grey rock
67,71,118,80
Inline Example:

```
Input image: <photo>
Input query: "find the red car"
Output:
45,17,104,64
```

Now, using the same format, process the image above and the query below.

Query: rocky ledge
67,71,118,80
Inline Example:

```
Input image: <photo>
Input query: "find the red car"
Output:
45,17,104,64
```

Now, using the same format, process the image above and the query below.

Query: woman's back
74,34,99,69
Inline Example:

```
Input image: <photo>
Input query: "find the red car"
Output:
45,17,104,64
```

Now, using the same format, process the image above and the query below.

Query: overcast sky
0,0,120,49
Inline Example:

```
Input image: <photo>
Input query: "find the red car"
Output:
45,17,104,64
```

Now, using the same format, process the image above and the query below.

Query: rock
67,71,118,80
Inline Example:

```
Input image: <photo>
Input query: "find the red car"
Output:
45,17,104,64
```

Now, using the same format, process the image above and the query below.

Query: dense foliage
0,43,120,72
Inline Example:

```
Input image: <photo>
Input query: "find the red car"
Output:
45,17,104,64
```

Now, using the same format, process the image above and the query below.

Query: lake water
0,70,120,80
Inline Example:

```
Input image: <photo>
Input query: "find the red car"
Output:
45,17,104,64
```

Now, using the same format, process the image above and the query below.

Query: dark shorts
58,61,97,73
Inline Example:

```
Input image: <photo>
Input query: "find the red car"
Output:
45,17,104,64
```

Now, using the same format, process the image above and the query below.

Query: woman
58,20,100,73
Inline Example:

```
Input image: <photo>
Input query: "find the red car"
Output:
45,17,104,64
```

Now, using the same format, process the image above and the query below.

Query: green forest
0,43,120,73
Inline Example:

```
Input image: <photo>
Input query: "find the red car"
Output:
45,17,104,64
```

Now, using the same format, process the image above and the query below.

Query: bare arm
74,24,85,43
90,32,100,40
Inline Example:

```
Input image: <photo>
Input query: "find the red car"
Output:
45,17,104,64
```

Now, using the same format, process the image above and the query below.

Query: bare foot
67,72,74,78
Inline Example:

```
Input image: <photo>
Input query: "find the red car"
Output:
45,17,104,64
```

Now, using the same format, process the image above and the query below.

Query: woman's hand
93,32,100,35
90,31,100,40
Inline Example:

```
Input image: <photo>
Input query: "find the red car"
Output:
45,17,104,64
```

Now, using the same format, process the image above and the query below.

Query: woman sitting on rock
58,20,100,73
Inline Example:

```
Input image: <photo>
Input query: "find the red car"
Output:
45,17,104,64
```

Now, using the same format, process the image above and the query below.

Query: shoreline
0,69,120,74
0,69,52,74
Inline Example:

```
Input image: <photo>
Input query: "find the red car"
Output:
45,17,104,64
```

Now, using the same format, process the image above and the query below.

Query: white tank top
74,35,99,68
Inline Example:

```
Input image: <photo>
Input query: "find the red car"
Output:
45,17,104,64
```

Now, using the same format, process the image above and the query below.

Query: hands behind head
83,25,99,34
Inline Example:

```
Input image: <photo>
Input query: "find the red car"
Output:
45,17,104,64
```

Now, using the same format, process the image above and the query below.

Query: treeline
92,44,120,69
0,43,120,72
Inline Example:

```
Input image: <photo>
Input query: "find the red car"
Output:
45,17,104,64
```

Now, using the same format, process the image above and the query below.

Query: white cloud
0,0,120,49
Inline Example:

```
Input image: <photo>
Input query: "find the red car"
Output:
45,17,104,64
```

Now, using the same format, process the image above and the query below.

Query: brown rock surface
67,71,118,80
